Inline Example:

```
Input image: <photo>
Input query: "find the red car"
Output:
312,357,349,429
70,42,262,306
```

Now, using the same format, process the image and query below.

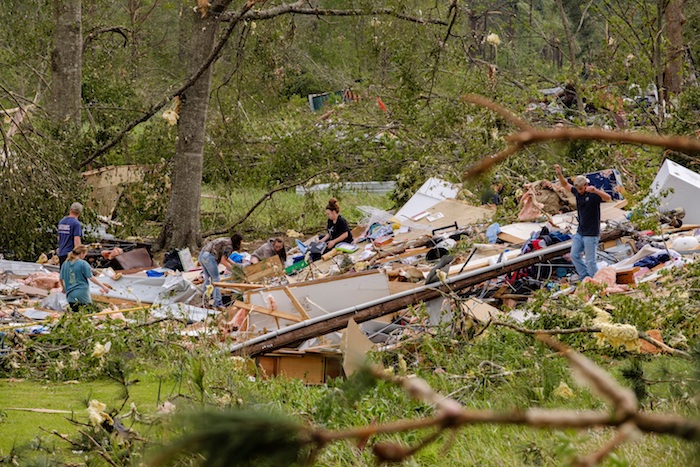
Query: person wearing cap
555,164,611,279
57,202,84,266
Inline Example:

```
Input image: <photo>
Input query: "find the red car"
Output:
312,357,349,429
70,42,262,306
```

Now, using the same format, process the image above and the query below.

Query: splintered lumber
282,286,311,320
376,247,431,264
232,301,303,323
213,282,264,290
244,256,284,282
230,230,624,357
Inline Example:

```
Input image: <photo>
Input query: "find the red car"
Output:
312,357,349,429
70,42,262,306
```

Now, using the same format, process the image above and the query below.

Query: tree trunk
158,10,220,252
556,0,584,112
48,0,82,128
664,0,686,96
654,0,665,113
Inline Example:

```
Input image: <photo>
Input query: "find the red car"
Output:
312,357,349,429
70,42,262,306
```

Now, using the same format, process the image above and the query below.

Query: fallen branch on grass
203,169,329,238
310,336,699,464
490,320,691,358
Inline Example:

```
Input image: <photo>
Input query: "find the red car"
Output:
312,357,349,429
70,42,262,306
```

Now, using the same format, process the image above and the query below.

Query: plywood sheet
244,255,284,282
340,318,374,376
82,165,148,217
395,199,493,242
243,271,391,333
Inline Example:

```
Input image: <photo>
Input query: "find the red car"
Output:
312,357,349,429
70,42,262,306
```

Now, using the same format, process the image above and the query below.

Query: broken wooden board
243,255,284,282
17,284,49,298
376,247,431,264
462,297,502,323
340,318,374,376
256,350,343,384
214,282,265,290
448,249,522,275
233,301,303,323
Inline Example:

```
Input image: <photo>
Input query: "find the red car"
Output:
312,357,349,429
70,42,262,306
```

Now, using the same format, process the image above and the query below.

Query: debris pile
3,163,700,383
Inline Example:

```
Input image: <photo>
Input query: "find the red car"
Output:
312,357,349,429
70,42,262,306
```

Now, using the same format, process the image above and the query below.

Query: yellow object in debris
36,253,48,264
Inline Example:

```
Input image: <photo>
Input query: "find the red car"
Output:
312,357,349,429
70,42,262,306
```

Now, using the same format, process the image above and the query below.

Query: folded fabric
486,223,501,244
634,253,670,269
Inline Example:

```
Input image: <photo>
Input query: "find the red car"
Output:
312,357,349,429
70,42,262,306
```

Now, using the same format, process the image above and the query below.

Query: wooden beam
213,282,264,290
231,230,624,357
377,247,431,264
233,301,302,323
282,286,311,320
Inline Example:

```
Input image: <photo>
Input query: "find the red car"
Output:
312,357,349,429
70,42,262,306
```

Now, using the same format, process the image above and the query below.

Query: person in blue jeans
198,233,242,308
555,164,611,279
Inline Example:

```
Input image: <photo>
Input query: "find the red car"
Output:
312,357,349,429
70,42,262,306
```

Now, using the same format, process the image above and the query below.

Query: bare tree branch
462,95,700,179
309,337,699,464
83,26,131,50
236,1,449,25
79,2,448,169
462,94,532,130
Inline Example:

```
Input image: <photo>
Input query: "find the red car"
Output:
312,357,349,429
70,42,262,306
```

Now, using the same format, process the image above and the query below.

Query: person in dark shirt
555,164,611,279
57,202,83,266
319,197,353,252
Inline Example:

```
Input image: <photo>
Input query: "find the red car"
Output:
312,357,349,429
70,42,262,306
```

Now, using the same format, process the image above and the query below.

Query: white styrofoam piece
395,177,459,221
148,303,218,322
90,274,197,305
0,260,49,277
649,159,700,224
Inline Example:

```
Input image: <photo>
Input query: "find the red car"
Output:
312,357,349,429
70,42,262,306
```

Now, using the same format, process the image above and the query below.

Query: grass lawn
0,375,168,457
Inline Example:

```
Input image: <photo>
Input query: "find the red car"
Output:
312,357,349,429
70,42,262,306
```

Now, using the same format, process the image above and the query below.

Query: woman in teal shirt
60,245,111,312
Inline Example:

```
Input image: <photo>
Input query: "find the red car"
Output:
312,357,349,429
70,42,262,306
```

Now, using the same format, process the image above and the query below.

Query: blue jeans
571,233,599,279
198,251,222,307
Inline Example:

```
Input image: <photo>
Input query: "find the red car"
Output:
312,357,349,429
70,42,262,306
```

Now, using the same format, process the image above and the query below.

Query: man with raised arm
555,164,611,279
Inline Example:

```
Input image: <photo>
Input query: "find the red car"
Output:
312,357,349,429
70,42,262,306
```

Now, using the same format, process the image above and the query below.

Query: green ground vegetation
1,260,698,465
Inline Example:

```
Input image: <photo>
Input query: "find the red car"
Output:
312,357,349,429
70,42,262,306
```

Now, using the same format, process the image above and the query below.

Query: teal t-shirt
60,259,93,305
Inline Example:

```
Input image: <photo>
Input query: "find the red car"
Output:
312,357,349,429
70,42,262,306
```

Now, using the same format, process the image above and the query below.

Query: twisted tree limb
461,95,700,180
80,2,448,168
309,336,698,465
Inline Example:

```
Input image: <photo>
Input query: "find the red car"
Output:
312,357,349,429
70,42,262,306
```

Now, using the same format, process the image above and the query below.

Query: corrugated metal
296,181,396,195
